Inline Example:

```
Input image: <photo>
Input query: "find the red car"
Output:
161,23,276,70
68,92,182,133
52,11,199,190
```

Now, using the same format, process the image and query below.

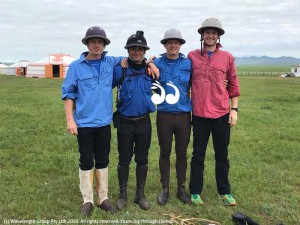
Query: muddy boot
80,202,93,217
134,164,150,210
116,164,129,210
98,199,116,214
177,182,191,205
157,184,169,206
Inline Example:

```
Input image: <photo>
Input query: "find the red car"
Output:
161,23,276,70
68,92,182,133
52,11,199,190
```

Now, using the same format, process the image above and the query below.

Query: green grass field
0,74,299,225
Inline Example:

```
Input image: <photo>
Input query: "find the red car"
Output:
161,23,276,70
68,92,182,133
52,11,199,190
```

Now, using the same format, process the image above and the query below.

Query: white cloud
0,0,300,62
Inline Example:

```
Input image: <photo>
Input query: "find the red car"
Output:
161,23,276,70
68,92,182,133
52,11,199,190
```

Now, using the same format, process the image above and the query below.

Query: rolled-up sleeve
227,55,240,98
61,64,77,100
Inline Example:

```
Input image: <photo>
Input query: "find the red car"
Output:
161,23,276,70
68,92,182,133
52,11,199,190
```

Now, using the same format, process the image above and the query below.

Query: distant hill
235,56,300,66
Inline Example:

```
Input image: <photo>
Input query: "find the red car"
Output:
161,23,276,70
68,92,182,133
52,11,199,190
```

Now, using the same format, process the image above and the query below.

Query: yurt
26,53,76,78
4,60,31,76
0,63,7,75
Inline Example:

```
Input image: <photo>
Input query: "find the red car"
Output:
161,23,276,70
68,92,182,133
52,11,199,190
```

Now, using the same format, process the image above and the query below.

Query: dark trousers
189,114,231,195
156,112,191,185
117,116,151,166
77,125,111,170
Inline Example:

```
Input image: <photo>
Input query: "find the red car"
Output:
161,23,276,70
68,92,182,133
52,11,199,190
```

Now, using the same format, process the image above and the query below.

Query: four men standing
62,17,240,215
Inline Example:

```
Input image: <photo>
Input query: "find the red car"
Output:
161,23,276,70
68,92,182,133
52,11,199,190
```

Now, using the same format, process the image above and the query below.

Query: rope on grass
163,213,221,225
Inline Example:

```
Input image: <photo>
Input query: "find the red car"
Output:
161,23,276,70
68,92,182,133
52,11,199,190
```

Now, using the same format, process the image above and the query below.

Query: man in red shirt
188,18,240,206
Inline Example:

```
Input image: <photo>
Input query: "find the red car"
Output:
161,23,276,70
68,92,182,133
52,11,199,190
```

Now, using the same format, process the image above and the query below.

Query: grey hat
197,18,225,36
161,29,185,44
82,26,111,45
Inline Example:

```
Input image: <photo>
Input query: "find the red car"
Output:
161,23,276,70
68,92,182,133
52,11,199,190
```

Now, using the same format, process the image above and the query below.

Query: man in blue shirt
61,26,122,216
153,29,192,206
112,31,155,211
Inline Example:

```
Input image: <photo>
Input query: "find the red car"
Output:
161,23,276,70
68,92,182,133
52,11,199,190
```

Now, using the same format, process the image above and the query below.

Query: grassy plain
0,74,299,225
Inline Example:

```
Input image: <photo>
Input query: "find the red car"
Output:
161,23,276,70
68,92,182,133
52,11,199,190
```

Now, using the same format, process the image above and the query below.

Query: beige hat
197,18,225,36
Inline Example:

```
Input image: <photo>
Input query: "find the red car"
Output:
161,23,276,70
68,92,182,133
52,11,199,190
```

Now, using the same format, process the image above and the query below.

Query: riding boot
116,164,129,210
134,164,150,210
177,182,192,205
157,184,169,206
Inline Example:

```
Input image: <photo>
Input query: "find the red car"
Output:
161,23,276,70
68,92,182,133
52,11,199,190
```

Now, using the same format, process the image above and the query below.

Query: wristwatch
231,108,239,112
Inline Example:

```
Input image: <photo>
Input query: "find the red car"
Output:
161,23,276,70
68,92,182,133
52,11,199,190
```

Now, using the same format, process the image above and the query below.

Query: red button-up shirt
188,46,240,119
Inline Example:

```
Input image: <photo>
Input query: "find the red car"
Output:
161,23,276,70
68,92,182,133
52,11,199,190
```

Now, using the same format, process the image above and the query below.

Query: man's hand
121,58,128,68
228,110,237,127
148,56,156,63
147,62,159,79
223,79,228,88
64,99,77,135
67,119,78,135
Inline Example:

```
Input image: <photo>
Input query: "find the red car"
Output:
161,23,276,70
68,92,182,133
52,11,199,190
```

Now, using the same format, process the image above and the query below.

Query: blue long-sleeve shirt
61,51,122,127
154,53,192,112
113,66,155,117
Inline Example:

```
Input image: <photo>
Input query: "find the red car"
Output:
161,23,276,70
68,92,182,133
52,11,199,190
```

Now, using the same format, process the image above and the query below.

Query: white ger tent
3,60,31,76
0,63,7,74
26,53,75,78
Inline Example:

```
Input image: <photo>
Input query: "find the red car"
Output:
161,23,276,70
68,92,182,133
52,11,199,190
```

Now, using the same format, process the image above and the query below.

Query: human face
202,28,219,47
164,39,181,59
87,38,105,59
128,47,146,63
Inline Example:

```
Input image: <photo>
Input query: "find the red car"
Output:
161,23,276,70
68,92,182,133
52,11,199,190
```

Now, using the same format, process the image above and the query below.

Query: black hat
124,30,150,50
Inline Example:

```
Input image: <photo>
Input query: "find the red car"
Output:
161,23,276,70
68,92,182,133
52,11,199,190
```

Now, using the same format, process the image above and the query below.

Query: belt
120,114,149,121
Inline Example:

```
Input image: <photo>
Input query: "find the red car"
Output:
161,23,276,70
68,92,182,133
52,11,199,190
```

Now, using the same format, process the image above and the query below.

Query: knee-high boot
134,164,150,210
79,168,94,216
95,167,116,213
116,164,129,210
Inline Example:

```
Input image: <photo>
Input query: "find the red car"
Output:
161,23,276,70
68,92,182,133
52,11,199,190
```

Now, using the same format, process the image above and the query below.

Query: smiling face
164,39,181,59
86,38,105,59
202,28,219,47
128,46,146,64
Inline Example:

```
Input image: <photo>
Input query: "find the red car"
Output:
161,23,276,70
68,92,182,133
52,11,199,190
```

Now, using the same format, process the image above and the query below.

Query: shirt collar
201,43,223,54
79,51,108,63
160,52,186,59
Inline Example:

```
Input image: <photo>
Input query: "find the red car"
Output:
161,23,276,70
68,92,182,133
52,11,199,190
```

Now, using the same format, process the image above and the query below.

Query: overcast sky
1,0,300,62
